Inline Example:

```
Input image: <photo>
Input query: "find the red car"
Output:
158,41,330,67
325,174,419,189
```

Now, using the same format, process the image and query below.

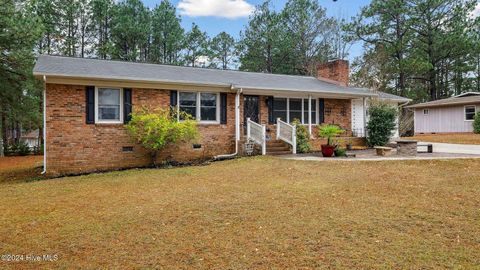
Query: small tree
318,124,344,146
126,108,198,167
292,119,311,153
366,103,397,147
473,113,480,134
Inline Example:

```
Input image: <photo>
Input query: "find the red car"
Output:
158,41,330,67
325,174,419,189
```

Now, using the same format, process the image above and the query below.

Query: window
273,97,318,124
465,106,476,121
200,93,217,121
273,98,287,122
303,99,317,124
179,92,197,120
289,99,302,122
178,92,219,122
96,88,122,123
423,109,429,115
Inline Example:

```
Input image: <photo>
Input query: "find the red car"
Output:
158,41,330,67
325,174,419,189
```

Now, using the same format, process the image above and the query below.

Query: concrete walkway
419,141,480,155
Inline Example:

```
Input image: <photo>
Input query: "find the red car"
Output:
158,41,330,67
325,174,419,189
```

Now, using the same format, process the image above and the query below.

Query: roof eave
35,72,377,98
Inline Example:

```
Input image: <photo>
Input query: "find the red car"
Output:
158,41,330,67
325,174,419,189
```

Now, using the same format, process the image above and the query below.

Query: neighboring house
33,55,407,176
407,92,480,134
20,129,40,149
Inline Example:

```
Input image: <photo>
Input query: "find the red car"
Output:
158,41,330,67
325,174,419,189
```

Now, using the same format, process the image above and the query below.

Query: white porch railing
246,118,266,155
276,118,297,154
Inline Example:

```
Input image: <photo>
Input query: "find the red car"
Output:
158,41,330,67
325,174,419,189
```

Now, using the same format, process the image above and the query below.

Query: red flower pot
321,145,335,157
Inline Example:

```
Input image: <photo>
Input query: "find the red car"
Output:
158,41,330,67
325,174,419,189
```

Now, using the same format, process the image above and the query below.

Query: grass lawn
403,133,480,145
0,157,479,269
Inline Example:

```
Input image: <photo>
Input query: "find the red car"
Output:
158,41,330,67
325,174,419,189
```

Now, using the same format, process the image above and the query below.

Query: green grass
0,157,479,269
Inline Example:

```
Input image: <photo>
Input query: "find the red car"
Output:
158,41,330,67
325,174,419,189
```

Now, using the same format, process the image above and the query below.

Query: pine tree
183,23,208,67
150,0,184,64
209,32,236,69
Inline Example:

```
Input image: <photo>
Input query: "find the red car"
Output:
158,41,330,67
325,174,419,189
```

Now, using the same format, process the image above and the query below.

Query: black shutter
86,86,95,124
170,90,178,107
319,98,325,124
124,88,132,124
220,93,227,124
267,96,274,124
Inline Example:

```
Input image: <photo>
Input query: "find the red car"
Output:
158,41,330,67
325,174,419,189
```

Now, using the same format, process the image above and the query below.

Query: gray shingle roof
34,55,378,97
406,95,480,108
377,91,411,102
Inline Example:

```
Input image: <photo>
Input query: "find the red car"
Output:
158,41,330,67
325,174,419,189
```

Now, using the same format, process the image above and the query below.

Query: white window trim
177,91,220,124
273,97,319,125
95,87,124,124
423,109,429,115
464,105,476,122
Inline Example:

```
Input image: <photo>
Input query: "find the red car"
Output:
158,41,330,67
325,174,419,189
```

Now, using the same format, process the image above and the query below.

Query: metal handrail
276,118,297,154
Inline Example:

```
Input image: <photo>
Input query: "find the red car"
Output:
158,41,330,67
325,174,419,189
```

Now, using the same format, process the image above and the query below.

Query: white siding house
351,92,411,139
408,93,480,134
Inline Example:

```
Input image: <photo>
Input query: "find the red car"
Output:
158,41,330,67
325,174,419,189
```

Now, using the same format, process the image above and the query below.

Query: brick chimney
317,59,349,87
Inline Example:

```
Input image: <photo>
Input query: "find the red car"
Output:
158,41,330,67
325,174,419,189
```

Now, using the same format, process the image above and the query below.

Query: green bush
126,108,198,167
334,147,347,157
33,144,44,155
473,113,480,134
292,119,311,153
4,142,31,156
366,103,397,147
318,124,344,146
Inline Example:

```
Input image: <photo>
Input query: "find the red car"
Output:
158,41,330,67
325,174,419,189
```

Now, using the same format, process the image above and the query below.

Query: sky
141,0,372,61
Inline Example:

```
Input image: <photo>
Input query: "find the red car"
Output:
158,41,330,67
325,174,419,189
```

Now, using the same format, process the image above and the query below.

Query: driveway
419,141,480,155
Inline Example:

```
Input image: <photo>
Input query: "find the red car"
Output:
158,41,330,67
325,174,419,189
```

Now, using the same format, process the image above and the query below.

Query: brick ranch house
33,55,409,176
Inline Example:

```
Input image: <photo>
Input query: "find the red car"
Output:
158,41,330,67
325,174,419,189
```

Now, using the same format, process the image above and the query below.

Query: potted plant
318,124,344,157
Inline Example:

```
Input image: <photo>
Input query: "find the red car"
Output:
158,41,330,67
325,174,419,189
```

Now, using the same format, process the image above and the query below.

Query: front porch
237,93,367,156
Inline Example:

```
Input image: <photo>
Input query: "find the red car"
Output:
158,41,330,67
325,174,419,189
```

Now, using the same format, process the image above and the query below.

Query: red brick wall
317,60,349,86
45,84,356,176
45,84,236,176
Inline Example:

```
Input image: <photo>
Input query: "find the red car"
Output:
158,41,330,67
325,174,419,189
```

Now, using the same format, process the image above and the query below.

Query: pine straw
404,134,480,145
0,157,479,269
0,156,44,183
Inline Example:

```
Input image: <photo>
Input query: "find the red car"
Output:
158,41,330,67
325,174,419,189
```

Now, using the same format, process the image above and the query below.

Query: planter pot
321,145,335,157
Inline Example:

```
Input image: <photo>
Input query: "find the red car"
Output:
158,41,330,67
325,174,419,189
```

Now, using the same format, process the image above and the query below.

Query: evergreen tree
346,0,413,97
90,0,114,59
238,1,290,73
110,0,150,61
209,32,236,69
150,0,184,64
0,0,43,151
282,0,337,75
183,23,208,67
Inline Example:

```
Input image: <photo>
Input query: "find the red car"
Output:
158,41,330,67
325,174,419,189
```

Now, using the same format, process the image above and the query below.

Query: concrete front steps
266,140,292,156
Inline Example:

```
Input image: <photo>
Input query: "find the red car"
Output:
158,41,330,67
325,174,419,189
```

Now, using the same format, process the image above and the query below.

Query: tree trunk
151,151,158,167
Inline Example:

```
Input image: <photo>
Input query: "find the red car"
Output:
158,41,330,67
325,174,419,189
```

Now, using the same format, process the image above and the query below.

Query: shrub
366,103,397,147
17,142,31,156
318,124,344,146
334,147,347,157
4,142,31,156
292,119,311,153
473,113,480,134
33,144,44,155
126,108,198,167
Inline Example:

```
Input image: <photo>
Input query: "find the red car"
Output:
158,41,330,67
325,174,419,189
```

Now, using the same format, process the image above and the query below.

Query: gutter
41,75,47,174
214,86,242,160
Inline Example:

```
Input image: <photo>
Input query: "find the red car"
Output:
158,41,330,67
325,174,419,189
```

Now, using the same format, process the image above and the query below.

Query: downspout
41,75,47,174
214,86,242,160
